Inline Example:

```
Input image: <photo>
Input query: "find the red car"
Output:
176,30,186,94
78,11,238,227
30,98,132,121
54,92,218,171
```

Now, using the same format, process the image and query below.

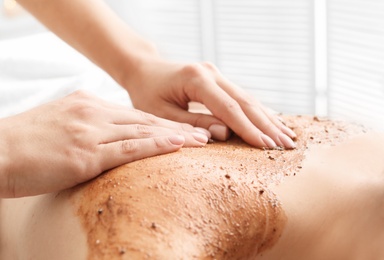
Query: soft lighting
2,0,23,16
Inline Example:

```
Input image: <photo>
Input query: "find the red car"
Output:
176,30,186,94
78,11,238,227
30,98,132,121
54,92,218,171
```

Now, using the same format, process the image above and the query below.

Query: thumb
165,105,231,141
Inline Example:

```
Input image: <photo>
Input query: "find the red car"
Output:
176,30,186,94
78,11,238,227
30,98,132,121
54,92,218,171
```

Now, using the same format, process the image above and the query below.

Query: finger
191,80,276,148
98,135,185,171
100,124,209,147
216,76,296,148
241,103,296,148
161,104,231,141
106,107,210,136
259,104,297,139
67,92,191,133
95,94,211,140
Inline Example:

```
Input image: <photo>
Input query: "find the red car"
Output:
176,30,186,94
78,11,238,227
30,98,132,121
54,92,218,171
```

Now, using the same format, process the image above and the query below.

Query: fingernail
208,124,230,141
192,132,209,144
282,125,297,139
278,133,296,149
194,127,211,138
168,135,185,145
261,134,277,148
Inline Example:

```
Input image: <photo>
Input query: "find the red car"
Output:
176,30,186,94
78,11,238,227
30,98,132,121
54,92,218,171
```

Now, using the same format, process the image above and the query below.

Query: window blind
112,0,316,115
134,0,203,62
108,0,384,129
215,0,315,114
328,0,384,129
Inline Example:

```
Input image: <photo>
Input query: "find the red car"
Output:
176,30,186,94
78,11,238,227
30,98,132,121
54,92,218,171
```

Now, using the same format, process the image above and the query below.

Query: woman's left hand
124,59,296,149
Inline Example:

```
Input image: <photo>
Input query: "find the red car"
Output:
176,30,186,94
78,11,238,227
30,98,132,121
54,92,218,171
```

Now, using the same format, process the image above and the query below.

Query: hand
124,60,297,149
14,0,294,149
0,91,210,197
14,0,294,148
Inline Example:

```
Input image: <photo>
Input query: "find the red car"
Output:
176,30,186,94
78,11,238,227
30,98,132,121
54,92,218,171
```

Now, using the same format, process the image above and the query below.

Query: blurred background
1,0,383,129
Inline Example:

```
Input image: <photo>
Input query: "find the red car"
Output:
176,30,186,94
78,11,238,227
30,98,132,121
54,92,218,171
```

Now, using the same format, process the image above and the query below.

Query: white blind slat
216,0,315,114
106,0,384,129
328,0,384,129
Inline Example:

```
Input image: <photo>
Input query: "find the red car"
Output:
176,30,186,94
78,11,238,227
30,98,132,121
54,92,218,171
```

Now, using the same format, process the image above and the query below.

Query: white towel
0,32,131,118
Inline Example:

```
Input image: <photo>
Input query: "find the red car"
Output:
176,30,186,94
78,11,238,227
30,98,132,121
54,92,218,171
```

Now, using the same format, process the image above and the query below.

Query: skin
0,91,211,198
2,116,382,259
261,133,384,260
0,0,296,198
2,2,381,258
15,0,296,148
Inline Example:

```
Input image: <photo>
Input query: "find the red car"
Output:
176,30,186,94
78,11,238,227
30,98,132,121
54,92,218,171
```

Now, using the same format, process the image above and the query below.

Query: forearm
0,119,12,197
16,0,158,88
17,0,298,148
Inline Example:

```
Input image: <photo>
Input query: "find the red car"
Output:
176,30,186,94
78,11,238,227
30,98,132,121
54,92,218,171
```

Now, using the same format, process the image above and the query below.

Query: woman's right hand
0,90,210,198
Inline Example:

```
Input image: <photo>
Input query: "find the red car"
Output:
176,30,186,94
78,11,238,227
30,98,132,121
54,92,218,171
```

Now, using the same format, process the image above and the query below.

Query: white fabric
0,32,131,118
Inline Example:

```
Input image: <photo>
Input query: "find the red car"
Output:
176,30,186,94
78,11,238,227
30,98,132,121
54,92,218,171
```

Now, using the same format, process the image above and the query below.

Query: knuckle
64,122,87,137
65,91,104,119
134,109,158,125
179,122,194,132
181,64,218,94
152,137,167,149
134,124,154,138
69,90,93,100
181,63,205,79
191,116,210,129
65,126,96,151
70,101,100,120
201,61,218,72
120,139,139,154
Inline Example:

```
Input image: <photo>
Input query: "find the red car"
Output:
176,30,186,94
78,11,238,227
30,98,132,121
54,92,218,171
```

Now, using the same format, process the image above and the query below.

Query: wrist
114,44,162,93
106,32,160,88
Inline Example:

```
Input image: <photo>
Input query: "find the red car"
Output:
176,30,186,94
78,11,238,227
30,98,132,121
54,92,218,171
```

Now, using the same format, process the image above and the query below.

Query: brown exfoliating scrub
71,115,368,259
